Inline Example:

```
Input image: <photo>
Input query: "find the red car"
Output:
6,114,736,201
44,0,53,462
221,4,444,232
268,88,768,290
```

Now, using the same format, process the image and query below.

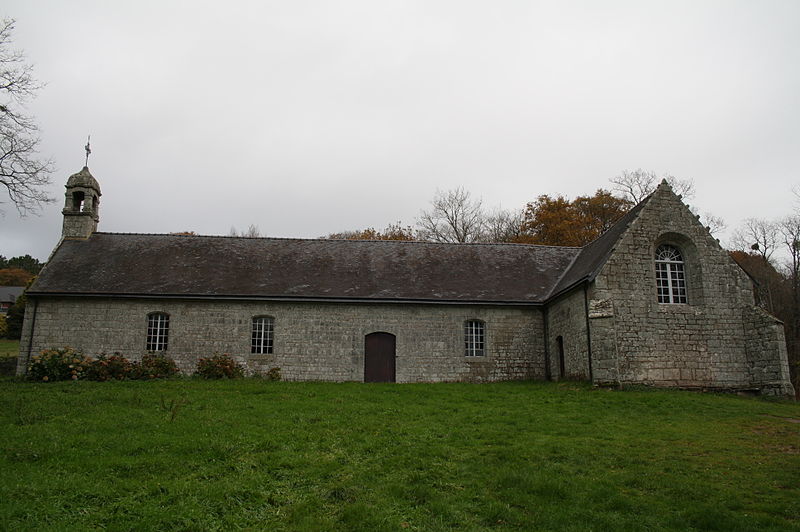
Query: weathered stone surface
588,181,795,395
546,289,589,380
61,167,100,240
18,298,543,383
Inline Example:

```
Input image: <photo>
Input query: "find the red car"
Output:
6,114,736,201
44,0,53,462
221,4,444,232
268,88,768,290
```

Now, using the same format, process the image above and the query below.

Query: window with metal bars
251,316,274,354
655,244,687,304
464,320,485,357
146,312,169,351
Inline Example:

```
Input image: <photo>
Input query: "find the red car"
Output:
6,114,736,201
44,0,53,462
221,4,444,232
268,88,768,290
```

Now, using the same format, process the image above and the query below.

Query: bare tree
779,216,800,372
610,169,695,203
417,187,485,243
243,224,261,237
663,174,696,200
700,212,726,236
228,224,262,237
0,18,54,215
609,169,657,203
779,216,800,283
729,218,779,263
482,207,525,243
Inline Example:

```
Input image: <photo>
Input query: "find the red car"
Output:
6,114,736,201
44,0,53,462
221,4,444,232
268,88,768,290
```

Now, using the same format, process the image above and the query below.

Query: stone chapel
17,166,796,396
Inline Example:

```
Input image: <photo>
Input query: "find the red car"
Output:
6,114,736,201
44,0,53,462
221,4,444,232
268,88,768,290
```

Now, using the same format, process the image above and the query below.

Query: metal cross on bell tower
84,135,91,167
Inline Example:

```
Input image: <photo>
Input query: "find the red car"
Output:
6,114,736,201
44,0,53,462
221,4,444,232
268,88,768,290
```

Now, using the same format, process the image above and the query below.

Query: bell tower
62,166,101,239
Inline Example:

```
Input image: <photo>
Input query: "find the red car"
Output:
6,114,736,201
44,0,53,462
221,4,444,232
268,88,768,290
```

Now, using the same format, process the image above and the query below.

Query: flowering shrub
28,349,180,381
86,353,133,381
132,353,180,379
28,347,92,382
195,354,244,379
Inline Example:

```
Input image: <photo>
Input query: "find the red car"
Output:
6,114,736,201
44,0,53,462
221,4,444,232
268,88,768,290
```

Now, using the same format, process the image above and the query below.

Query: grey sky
2,0,799,261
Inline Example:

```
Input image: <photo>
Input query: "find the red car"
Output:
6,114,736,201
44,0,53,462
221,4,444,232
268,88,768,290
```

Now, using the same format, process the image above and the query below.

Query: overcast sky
2,0,799,261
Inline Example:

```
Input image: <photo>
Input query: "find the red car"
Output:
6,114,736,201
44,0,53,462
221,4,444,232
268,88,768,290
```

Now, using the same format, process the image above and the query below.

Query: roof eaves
25,291,544,307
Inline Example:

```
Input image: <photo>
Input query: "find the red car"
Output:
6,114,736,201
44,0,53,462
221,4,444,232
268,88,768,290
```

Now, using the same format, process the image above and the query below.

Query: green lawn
1,380,798,531
0,339,19,358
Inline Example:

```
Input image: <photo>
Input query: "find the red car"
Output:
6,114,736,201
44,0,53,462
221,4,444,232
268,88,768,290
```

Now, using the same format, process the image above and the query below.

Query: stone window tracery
655,244,687,304
464,319,485,357
146,312,169,351
251,316,274,354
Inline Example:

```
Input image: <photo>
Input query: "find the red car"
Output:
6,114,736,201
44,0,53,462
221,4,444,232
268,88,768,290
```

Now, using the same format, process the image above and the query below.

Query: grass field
0,339,18,358
1,380,798,531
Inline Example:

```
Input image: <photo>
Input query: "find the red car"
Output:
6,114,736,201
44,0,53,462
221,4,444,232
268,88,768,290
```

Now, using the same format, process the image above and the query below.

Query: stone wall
590,183,795,395
587,295,619,385
545,288,590,380
18,297,544,383
744,306,795,396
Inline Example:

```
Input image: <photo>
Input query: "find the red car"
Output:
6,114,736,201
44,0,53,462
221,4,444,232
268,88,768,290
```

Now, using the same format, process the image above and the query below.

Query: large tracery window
146,312,169,351
251,316,274,354
655,244,687,304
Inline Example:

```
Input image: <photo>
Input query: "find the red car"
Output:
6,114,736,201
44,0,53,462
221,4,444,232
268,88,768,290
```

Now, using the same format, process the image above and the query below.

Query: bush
0,315,7,338
195,354,244,379
27,348,180,381
266,367,282,381
5,294,24,340
86,353,134,381
28,347,92,382
132,353,180,379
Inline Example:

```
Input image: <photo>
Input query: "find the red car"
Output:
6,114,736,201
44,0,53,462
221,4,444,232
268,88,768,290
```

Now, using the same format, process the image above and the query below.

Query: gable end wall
589,185,794,395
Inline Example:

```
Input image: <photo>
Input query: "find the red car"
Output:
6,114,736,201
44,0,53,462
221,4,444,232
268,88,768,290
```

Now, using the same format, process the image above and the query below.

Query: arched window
146,312,169,351
251,316,274,354
655,245,687,303
464,320,485,357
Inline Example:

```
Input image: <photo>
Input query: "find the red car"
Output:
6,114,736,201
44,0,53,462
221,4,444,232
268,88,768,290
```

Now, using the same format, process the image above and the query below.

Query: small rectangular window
464,320,485,357
251,317,274,354
146,313,169,351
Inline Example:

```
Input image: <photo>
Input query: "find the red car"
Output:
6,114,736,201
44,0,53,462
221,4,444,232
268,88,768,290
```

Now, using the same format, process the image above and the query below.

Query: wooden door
364,332,396,383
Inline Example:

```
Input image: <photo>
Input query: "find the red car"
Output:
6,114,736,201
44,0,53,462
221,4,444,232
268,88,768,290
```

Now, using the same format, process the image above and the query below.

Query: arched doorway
364,332,396,383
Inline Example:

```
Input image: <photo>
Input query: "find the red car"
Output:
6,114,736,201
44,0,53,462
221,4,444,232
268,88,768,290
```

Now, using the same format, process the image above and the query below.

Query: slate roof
0,286,24,304
30,195,650,305
30,234,580,304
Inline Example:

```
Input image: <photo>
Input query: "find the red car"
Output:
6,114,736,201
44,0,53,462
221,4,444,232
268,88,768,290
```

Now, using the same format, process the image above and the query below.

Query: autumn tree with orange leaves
325,222,416,241
0,267,33,286
518,189,632,246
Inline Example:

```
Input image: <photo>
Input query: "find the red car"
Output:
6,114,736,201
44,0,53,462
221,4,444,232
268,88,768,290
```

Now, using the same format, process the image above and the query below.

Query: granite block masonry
18,167,795,396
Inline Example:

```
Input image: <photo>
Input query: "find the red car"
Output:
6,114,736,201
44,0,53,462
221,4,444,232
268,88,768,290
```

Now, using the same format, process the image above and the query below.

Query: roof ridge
92,232,581,249
43,231,580,304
